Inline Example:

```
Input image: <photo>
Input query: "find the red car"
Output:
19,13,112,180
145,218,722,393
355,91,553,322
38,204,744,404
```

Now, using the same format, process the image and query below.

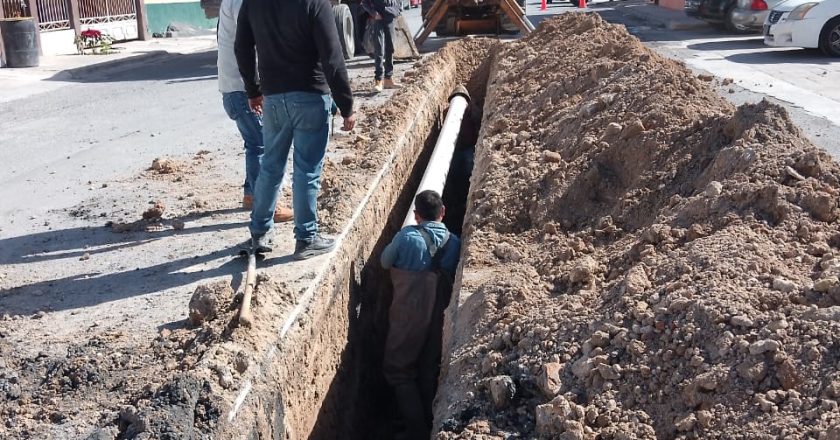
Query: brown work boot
242,195,254,209
274,206,294,223
384,78,400,89
373,79,384,93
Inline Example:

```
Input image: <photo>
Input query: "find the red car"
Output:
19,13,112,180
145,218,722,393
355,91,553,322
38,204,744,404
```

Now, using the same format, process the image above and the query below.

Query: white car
764,0,840,55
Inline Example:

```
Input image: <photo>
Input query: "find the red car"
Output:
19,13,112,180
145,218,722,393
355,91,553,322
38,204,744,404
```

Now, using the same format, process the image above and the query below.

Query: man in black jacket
363,0,401,92
235,0,355,260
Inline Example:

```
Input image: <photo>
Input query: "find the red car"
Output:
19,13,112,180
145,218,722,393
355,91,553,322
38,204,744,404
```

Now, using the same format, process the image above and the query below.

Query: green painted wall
146,2,217,36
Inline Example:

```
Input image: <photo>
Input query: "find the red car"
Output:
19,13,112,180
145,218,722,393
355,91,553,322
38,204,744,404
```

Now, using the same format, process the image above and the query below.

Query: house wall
145,0,216,35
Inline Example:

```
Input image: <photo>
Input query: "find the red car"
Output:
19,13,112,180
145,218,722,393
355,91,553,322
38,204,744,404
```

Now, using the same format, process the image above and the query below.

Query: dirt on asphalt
435,14,840,440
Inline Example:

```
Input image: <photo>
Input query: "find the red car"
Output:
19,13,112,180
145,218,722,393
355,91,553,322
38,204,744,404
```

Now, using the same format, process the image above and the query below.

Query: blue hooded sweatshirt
380,221,460,275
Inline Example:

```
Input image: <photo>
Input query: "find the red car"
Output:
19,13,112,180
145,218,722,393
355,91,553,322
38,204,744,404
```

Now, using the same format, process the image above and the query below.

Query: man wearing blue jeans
235,0,355,260
363,0,401,92
216,0,292,222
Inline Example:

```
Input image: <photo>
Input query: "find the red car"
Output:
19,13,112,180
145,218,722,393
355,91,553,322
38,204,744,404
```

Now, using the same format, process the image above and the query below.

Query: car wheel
724,7,745,34
568,0,580,6
820,16,840,57
333,4,355,61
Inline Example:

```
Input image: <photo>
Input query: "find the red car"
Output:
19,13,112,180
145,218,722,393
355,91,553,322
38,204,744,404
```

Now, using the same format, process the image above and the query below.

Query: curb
61,50,171,80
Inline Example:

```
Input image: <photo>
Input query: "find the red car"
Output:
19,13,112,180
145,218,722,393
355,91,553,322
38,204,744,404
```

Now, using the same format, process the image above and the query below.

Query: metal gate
36,0,70,30
78,0,137,40
79,0,136,25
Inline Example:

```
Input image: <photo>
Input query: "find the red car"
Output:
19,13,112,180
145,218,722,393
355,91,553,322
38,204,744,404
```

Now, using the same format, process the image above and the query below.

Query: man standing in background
235,0,355,260
216,0,293,222
363,0,402,92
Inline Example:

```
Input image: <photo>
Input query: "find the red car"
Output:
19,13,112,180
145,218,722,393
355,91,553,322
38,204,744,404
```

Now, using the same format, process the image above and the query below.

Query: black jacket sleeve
311,0,354,118
234,0,261,98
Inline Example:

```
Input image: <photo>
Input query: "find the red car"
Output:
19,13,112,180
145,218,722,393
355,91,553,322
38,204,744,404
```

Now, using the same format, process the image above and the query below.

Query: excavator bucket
364,15,421,60
393,15,421,59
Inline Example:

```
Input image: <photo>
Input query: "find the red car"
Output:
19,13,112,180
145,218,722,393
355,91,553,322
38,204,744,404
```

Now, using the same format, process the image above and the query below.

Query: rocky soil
436,14,840,440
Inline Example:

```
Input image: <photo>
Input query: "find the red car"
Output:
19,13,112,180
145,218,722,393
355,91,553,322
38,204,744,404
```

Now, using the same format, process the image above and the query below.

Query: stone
544,151,563,163
749,339,781,355
172,220,186,231
571,356,595,380
604,122,623,138
620,119,645,139
537,362,562,398
731,315,754,328
570,256,598,284
597,363,620,380
772,278,797,293
535,395,576,436
487,375,516,409
767,319,789,331
188,281,234,326
623,265,651,295
814,277,837,292
705,181,723,197
696,410,713,428
675,413,697,432
776,358,803,390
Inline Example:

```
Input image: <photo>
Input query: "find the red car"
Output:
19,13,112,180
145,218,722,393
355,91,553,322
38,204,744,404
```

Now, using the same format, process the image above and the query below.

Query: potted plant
74,29,116,55
0,0,40,67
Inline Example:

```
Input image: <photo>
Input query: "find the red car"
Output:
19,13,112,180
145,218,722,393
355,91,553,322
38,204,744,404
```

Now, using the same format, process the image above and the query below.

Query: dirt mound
436,14,840,439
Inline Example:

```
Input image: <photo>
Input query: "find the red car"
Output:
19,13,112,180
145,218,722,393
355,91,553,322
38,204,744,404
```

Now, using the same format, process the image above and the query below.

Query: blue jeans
249,92,332,241
373,18,395,80
222,91,263,196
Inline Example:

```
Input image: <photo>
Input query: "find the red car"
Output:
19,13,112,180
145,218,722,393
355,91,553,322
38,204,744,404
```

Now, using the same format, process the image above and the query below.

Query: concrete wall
145,0,216,35
39,29,76,56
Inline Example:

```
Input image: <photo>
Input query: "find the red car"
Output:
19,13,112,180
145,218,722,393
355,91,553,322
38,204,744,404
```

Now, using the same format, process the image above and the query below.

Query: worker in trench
380,190,461,440
216,0,294,224
234,0,355,259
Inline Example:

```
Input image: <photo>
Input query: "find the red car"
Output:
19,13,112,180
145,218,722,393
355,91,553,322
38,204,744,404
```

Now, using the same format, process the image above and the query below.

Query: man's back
235,0,353,117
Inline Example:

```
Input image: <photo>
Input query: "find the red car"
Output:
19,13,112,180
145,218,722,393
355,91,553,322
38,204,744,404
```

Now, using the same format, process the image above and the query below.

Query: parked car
686,0,785,32
764,0,840,55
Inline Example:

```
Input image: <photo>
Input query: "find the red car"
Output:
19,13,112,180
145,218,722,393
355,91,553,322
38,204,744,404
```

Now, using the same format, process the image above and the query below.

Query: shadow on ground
0,209,250,316
47,50,219,84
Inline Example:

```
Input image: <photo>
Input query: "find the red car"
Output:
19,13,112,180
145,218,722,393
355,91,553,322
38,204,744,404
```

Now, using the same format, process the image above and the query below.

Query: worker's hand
342,113,356,131
249,96,264,116
374,12,383,20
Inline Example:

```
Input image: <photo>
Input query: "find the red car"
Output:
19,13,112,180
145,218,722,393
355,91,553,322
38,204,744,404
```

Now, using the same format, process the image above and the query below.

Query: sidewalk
590,0,708,30
0,34,217,103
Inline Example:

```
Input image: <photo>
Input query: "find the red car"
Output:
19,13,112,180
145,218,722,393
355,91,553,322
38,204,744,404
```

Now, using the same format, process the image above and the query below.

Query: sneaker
274,207,294,223
251,229,275,254
293,234,336,260
383,78,400,89
373,80,384,93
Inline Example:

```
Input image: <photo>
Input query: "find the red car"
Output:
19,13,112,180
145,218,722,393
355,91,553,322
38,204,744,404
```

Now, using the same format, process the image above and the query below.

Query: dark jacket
234,0,354,118
362,0,401,20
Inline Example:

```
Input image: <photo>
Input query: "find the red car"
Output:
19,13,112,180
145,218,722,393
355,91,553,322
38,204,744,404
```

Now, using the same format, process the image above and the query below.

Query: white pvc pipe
403,86,470,227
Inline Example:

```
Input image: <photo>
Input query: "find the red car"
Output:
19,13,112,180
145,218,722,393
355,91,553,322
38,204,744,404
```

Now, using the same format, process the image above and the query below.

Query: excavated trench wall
212,38,497,440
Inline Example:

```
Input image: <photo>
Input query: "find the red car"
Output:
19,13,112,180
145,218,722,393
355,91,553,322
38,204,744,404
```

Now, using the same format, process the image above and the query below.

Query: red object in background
579,0,586,7
410,0,420,7
540,0,547,10
751,0,768,10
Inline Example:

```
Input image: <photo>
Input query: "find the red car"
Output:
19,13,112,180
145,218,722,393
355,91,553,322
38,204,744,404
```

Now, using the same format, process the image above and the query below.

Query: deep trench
308,94,483,440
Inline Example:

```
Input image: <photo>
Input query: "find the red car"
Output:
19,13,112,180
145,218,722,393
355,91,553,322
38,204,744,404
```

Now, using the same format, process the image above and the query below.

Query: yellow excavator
415,0,534,46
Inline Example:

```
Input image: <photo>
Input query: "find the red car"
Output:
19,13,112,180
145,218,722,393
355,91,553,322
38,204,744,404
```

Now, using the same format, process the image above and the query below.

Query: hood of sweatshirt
418,221,450,251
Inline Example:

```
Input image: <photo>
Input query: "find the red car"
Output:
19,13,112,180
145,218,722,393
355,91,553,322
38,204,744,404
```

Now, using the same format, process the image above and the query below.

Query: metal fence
36,0,70,30
79,0,135,24
1,0,29,17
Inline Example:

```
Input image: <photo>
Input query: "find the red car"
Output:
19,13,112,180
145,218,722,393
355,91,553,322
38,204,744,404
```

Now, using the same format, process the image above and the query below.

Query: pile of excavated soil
436,14,840,440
